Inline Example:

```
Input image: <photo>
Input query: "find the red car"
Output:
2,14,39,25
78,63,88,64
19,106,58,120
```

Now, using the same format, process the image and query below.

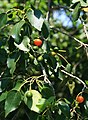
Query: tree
0,0,88,120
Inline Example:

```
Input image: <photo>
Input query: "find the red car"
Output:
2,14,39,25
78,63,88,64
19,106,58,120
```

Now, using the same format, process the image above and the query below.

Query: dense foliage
0,0,88,120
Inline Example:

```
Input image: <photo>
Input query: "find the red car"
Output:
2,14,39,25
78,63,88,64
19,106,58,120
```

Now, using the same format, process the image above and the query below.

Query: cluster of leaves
0,0,88,120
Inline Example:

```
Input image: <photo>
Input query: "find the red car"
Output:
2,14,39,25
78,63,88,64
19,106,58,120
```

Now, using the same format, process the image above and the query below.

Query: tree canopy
0,0,88,120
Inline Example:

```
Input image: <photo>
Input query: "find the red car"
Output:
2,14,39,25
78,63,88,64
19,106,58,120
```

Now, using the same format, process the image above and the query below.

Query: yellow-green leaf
24,90,42,113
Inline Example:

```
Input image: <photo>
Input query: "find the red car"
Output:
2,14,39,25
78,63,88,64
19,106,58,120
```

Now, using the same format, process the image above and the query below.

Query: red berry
76,96,84,103
34,39,42,46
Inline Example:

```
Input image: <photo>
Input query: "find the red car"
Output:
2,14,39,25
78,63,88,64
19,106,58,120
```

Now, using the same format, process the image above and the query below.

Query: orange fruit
34,39,42,46
76,96,84,103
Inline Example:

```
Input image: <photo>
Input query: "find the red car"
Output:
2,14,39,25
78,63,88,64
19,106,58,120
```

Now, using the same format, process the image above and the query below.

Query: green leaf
5,90,21,117
0,49,7,64
42,21,50,39
36,98,46,112
7,52,20,75
26,9,44,31
7,58,16,75
58,101,70,118
37,96,55,113
26,111,39,120
11,20,25,43
65,63,71,72
80,0,88,7
40,83,54,98
58,71,64,80
24,90,42,113
73,3,80,21
46,55,57,69
12,80,24,91
72,0,80,4
0,92,8,102
14,36,30,52
0,13,7,28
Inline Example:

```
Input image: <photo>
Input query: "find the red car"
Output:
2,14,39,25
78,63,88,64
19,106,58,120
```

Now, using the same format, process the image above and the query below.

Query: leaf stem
61,69,87,90
57,53,69,64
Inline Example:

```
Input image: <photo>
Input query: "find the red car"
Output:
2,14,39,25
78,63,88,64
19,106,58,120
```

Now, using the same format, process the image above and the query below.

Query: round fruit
26,91,32,98
51,51,56,56
76,96,84,103
33,46,38,50
29,54,34,60
37,55,43,61
34,39,42,46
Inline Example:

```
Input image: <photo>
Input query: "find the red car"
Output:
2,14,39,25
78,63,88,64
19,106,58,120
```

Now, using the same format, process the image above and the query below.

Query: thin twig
51,27,88,47
57,53,69,64
40,63,55,95
61,69,87,89
40,63,50,83
83,21,88,39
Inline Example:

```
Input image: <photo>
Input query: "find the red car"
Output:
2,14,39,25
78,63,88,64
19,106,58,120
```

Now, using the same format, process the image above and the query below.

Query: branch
61,69,87,89
50,5,73,12
47,0,52,21
51,27,88,48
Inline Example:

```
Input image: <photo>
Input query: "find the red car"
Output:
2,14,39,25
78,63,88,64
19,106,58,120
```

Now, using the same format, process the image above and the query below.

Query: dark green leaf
45,96,55,106
0,13,7,28
45,55,57,69
1,70,11,90
73,3,80,21
83,95,88,114
5,90,21,117
12,80,24,91
0,49,7,65
42,21,50,39
34,9,42,19
84,87,88,94
25,111,39,120
40,83,54,98
55,113,66,120
58,101,70,118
